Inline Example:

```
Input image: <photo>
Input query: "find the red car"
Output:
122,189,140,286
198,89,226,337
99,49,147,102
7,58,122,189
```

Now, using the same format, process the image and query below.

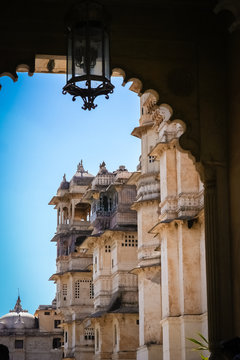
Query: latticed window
148,155,155,163
62,284,67,295
62,284,67,300
75,280,80,298
90,281,94,299
105,245,111,253
122,235,138,247
84,328,94,340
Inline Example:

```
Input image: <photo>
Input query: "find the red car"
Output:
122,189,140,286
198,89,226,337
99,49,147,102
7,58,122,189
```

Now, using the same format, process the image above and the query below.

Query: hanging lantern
62,1,114,110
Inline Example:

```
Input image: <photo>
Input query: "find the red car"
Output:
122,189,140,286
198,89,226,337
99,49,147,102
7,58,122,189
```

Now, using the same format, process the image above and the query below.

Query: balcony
57,224,69,232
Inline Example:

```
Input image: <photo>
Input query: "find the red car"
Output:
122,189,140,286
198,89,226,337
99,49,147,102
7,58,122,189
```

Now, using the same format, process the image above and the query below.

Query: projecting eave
51,233,59,242
48,196,59,206
49,269,91,281
126,171,141,185
82,188,99,201
130,263,161,275
77,233,102,251
131,122,154,138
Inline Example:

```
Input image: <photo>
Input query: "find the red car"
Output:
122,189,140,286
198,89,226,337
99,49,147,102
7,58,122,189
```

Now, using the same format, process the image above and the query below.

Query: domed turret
0,296,36,330
70,160,94,187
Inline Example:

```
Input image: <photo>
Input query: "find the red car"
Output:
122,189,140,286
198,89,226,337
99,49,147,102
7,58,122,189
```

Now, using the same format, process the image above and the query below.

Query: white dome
0,296,35,330
0,312,35,329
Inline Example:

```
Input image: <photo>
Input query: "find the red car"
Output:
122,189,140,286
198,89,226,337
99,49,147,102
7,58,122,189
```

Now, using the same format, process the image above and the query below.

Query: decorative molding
159,191,204,221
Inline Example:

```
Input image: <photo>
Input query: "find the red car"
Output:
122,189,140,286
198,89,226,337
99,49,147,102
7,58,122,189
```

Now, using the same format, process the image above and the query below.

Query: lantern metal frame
62,1,114,110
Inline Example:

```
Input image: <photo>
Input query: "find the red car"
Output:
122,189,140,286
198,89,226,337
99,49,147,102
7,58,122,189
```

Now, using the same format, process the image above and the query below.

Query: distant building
0,296,63,360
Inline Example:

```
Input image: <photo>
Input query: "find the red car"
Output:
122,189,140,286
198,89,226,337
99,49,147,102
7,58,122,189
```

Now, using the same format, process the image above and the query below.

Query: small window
54,319,61,328
105,245,111,253
84,328,94,341
124,234,138,247
15,340,23,349
53,337,61,349
112,259,114,268
148,155,155,163
44,311,50,315
62,284,67,297
75,280,80,299
89,281,94,299
65,332,68,343
136,319,139,325
96,329,99,350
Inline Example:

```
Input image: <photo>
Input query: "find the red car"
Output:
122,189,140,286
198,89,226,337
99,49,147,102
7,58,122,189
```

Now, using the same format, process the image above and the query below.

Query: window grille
62,284,67,296
122,235,138,247
148,155,155,163
75,280,80,298
105,245,111,253
90,281,94,299
84,328,95,340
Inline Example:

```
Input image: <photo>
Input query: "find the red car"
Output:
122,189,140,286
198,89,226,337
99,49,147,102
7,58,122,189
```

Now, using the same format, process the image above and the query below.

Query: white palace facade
48,93,207,360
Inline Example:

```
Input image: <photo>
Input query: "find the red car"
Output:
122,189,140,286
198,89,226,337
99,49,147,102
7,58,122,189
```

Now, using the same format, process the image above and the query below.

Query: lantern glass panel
74,28,86,78
67,35,73,82
104,31,110,79
89,26,102,77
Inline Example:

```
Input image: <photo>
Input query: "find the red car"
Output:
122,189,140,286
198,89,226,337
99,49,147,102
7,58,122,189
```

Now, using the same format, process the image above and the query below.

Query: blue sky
0,73,140,316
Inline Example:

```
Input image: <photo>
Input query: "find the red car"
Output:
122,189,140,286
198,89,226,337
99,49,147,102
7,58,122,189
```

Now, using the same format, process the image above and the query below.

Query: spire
11,296,23,313
63,173,66,182
100,161,106,169
77,160,85,173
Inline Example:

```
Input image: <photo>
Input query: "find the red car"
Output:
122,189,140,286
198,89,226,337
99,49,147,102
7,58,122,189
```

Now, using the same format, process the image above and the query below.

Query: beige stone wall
0,334,62,360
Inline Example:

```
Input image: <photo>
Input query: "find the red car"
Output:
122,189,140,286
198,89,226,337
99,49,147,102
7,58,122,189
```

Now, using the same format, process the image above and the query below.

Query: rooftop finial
63,174,66,182
100,161,106,169
77,160,84,173
10,294,24,314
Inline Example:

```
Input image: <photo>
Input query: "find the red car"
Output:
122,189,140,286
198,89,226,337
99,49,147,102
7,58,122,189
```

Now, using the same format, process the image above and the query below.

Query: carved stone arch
112,66,203,179
0,60,35,91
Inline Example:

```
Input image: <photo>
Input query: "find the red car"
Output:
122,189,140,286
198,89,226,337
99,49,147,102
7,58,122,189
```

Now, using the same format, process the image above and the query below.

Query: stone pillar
161,222,181,360
204,165,233,359
72,200,75,223
60,205,63,225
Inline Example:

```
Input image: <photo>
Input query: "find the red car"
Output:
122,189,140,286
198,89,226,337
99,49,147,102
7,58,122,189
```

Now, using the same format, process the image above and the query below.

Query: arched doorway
0,344,9,360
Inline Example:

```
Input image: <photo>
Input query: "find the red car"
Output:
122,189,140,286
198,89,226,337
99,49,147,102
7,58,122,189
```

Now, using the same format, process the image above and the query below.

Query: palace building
48,93,207,360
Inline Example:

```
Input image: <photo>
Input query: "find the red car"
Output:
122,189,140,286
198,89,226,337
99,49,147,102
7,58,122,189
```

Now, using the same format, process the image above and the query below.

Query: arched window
96,329,99,350
114,324,117,345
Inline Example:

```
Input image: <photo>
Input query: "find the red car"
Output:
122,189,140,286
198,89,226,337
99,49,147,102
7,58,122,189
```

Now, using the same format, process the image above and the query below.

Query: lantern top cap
65,0,108,28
